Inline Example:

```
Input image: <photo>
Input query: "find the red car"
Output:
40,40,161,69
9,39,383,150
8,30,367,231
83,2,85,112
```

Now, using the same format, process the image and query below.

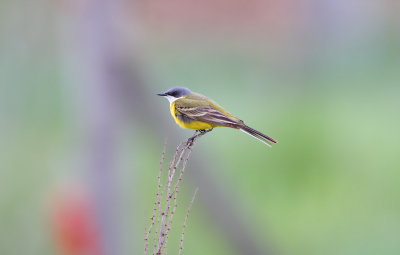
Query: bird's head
157,87,191,103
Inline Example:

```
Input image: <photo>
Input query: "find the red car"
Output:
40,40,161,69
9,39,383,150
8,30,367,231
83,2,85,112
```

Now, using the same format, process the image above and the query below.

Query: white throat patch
165,95,179,104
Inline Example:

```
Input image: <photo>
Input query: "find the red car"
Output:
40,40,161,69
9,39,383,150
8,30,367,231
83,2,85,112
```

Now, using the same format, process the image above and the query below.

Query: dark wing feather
176,105,241,128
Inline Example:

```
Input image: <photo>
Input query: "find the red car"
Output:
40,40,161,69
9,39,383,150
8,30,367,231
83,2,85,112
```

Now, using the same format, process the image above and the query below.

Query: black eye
169,91,178,97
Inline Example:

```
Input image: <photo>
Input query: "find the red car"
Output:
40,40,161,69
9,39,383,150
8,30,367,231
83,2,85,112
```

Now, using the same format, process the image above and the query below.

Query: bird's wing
175,104,241,128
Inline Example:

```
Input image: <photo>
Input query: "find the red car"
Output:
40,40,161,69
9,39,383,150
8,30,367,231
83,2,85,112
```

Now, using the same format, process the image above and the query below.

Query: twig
157,144,188,252
163,146,193,250
145,145,166,255
179,188,199,255
145,129,212,255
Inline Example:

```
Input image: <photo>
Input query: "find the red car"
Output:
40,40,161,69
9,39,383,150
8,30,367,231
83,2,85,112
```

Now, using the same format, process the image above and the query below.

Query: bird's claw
185,128,213,147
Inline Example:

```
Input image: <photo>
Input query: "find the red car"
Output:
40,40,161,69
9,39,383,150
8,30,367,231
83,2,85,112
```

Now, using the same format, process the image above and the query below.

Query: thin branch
157,143,190,253
145,145,166,255
145,130,211,255
163,147,193,249
179,188,199,255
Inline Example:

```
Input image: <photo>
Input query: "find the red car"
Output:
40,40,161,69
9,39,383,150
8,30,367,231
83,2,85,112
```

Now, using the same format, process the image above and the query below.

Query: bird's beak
157,93,167,96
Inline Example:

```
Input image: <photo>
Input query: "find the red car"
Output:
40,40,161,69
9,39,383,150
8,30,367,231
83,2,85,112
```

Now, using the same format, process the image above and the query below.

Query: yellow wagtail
157,87,277,147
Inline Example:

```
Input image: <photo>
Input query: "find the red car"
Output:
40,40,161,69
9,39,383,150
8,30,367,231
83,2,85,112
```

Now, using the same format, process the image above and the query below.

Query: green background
1,1,399,254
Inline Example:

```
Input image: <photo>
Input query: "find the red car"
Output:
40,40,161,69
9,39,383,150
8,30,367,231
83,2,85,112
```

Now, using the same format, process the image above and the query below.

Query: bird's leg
186,128,213,146
198,128,213,137
186,130,200,145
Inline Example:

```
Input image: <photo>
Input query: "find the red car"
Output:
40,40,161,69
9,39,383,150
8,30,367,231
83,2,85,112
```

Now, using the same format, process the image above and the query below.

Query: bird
157,87,277,147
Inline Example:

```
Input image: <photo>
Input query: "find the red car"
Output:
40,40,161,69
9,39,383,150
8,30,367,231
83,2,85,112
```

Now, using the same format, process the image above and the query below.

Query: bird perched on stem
157,87,277,147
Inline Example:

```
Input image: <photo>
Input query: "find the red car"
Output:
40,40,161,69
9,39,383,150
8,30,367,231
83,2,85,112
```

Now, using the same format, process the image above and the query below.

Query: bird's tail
239,125,278,147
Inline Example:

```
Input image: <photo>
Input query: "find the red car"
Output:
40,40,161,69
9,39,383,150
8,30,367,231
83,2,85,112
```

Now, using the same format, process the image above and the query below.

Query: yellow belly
170,102,215,130
176,119,214,129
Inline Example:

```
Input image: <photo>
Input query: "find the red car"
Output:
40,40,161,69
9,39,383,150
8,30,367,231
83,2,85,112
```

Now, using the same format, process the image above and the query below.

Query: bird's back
180,92,241,122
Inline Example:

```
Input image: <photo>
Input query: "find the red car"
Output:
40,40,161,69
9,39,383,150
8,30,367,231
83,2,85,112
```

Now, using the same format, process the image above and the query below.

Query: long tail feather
239,125,277,147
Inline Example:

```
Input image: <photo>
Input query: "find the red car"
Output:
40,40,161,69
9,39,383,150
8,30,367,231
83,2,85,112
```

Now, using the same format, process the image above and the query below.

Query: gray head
157,87,191,103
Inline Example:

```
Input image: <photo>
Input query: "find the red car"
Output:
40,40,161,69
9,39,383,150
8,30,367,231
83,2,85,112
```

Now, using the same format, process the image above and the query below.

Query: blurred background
1,0,400,254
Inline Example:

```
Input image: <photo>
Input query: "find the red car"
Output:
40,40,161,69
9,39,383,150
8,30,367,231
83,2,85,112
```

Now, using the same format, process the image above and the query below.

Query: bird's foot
186,128,213,147
186,130,200,146
199,128,213,135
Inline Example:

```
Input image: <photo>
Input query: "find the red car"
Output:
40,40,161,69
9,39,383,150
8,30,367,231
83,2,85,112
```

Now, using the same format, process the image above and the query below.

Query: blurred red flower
49,184,102,255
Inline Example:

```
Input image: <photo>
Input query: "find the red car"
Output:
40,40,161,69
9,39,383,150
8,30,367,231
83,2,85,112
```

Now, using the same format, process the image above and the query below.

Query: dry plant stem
153,144,168,254
179,188,199,255
154,143,183,254
146,130,211,255
145,145,166,255
157,143,189,253
156,144,183,253
163,147,193,250
157,133,199,253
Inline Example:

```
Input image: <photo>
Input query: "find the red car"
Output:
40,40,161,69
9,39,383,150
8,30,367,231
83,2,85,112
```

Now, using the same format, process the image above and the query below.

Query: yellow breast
170,101,214,130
